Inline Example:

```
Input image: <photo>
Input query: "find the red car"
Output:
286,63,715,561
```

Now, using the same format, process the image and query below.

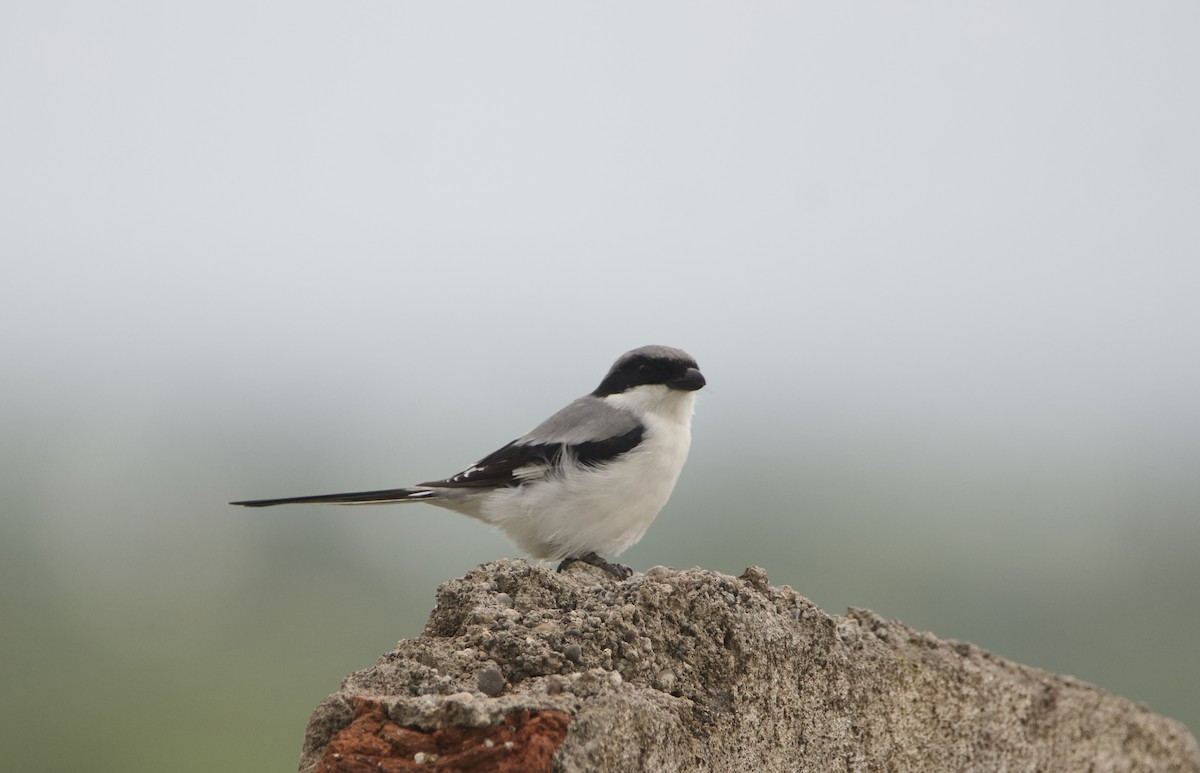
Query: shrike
231,345,705,579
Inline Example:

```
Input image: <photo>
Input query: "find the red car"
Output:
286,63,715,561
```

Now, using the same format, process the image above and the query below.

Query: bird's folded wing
520,395,641,444
421,397,644,489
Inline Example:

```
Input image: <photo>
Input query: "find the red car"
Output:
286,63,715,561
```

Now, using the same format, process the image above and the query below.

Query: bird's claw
556,552,632,580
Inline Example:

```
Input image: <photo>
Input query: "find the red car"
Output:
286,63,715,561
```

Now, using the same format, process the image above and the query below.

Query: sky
2,3,1198,771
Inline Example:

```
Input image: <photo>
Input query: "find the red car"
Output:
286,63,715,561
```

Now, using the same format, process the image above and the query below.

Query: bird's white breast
479,387,696,560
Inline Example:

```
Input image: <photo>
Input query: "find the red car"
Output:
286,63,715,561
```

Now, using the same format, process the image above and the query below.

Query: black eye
637,363,651,374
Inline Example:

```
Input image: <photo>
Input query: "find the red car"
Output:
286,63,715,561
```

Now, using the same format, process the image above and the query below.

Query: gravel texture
300,559,1200,772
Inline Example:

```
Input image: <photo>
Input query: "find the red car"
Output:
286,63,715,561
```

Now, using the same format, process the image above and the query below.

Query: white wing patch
512,464,548,481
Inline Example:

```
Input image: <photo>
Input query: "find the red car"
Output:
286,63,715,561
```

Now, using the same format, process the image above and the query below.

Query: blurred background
2,3,1198,771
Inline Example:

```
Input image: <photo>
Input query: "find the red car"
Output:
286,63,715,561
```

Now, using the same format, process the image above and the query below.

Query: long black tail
230,488,437,507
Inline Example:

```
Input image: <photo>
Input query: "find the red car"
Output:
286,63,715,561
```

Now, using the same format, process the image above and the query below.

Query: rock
300,560,1200,773
477,666,505,698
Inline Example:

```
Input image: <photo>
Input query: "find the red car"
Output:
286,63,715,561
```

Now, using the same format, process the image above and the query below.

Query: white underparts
471,385,697,560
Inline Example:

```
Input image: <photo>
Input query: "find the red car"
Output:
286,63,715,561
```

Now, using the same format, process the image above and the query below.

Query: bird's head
592,345,705,420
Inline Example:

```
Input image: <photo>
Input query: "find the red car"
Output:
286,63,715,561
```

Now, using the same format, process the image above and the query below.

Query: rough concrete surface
300,560,1200,772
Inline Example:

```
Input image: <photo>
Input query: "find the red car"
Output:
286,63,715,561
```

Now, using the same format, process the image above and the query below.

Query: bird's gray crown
592,345,703,397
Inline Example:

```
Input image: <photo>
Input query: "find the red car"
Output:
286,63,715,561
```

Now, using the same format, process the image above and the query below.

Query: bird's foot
556,552,632,580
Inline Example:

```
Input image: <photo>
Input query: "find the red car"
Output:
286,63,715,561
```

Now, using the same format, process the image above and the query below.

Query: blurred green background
3,3,1198,771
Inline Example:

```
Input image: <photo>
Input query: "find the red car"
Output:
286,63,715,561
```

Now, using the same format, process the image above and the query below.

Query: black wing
421,425,644,489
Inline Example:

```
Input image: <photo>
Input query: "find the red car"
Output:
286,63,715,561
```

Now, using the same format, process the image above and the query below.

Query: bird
231,345,705,579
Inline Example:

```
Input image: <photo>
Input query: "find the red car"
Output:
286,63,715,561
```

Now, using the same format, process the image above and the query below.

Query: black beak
669,367,706,392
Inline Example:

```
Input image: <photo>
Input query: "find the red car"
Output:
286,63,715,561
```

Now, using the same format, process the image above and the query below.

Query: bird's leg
556,552,633,580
